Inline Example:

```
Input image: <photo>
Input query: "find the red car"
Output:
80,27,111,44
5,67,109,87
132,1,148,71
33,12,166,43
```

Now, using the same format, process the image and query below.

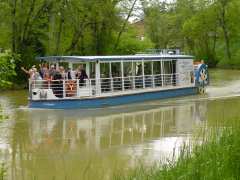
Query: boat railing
29,73,194,100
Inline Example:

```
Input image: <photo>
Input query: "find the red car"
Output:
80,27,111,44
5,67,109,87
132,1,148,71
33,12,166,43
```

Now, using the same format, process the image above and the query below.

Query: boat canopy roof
36,54,194,63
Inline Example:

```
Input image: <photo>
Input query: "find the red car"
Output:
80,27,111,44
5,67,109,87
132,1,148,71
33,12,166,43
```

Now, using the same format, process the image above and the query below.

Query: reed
115,120,240,180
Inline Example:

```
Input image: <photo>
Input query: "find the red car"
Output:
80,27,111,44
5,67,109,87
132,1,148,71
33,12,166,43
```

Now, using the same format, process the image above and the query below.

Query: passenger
39,63,49,78
43,71,51,88
21,66,41,81
21,66,34,80
21,66,42,88
52,69,63,98
76,65,88,86
32,68,42,81
59,66,67,80
49,65,56,80
67,68,72,80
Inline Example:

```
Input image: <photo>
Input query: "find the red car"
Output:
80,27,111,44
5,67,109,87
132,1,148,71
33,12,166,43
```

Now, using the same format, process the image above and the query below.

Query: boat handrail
29,73,194,100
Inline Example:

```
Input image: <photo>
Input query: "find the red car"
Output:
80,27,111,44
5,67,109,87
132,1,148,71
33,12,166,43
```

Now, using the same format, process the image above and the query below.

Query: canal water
1,69,240,180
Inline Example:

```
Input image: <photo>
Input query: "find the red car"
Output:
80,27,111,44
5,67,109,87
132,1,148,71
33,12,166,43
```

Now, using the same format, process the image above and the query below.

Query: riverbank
116,119,240,180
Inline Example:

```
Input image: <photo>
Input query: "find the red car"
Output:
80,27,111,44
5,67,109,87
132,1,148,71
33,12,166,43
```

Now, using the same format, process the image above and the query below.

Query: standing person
59,66,67,80
76,65,88,86
52,68,63,98
43,71,51,89
39,63,49,79
49,65,56,80
21,66,34,80
21,66,42,88
67,68,72,80
67,68,76,80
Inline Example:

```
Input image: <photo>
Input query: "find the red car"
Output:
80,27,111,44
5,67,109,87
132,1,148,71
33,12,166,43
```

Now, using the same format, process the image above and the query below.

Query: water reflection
6,100,207,180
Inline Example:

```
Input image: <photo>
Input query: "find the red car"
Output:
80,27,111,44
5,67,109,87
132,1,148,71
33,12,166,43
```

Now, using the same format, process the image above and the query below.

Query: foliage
143,0,240,68
0,0,240,88
0,50,17,89
114,26,154,54
0,0,148,85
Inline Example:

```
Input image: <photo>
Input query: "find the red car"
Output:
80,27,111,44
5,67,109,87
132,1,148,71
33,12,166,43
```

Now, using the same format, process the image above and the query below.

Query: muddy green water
1,69,240,180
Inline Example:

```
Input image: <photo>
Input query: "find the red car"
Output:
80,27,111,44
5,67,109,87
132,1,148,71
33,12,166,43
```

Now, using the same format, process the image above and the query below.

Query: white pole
86,62,90,77
56,62,59,69
63,80,66,98
68,62,73,70
121,60,124,91
95,61,101,95
161,60,164,87
142,60,145,88
132,61,135,89
109,62,113,93
151,61,155,88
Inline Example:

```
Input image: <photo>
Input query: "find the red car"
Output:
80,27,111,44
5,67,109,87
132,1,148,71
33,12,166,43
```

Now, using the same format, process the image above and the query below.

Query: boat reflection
8,101,207,180
27,101,207,151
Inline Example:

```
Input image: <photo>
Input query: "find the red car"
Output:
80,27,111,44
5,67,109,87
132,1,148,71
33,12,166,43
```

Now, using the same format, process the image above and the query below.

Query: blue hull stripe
29,87,198,109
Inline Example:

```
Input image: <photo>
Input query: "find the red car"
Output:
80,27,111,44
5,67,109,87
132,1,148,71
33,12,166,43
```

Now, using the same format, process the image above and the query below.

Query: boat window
163,61,173,74
153,61,161,75
100,63,110,78
123,62,132,77
133,62,142,76
111,62,121,77
89,62,95,78
73,63,86,70
111,62,122,91
144,61,152,75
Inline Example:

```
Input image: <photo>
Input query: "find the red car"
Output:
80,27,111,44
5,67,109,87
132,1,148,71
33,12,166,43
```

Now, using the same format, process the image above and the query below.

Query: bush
0,50,17,89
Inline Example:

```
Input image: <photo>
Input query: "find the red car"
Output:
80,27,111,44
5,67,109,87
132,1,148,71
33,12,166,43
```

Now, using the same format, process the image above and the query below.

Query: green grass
115,122,240,180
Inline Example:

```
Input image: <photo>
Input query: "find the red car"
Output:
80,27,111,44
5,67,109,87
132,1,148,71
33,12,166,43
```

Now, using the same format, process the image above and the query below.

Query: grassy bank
115,121,240,180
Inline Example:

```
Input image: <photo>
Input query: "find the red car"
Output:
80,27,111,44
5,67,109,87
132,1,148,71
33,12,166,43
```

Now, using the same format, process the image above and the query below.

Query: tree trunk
55,0,66,55
10,0,17,53
114,0,138,50
219,1,231,60
22,0,36,43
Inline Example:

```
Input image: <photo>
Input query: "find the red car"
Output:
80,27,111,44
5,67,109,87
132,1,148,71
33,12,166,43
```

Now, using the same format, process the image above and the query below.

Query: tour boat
29,49,209,109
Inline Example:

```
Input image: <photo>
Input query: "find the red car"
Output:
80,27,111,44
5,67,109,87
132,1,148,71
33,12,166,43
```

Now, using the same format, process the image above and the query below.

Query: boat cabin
31,53,196,101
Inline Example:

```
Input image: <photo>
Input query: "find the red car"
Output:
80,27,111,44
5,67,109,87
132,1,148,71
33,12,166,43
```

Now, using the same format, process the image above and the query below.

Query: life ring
65,80,77,97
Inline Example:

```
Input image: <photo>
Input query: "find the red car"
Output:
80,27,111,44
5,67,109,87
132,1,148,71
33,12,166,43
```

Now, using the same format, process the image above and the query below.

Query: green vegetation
115,119,240,180
0,0,240,86
0,0,153,84
143,0,240,67
0,50,17,89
